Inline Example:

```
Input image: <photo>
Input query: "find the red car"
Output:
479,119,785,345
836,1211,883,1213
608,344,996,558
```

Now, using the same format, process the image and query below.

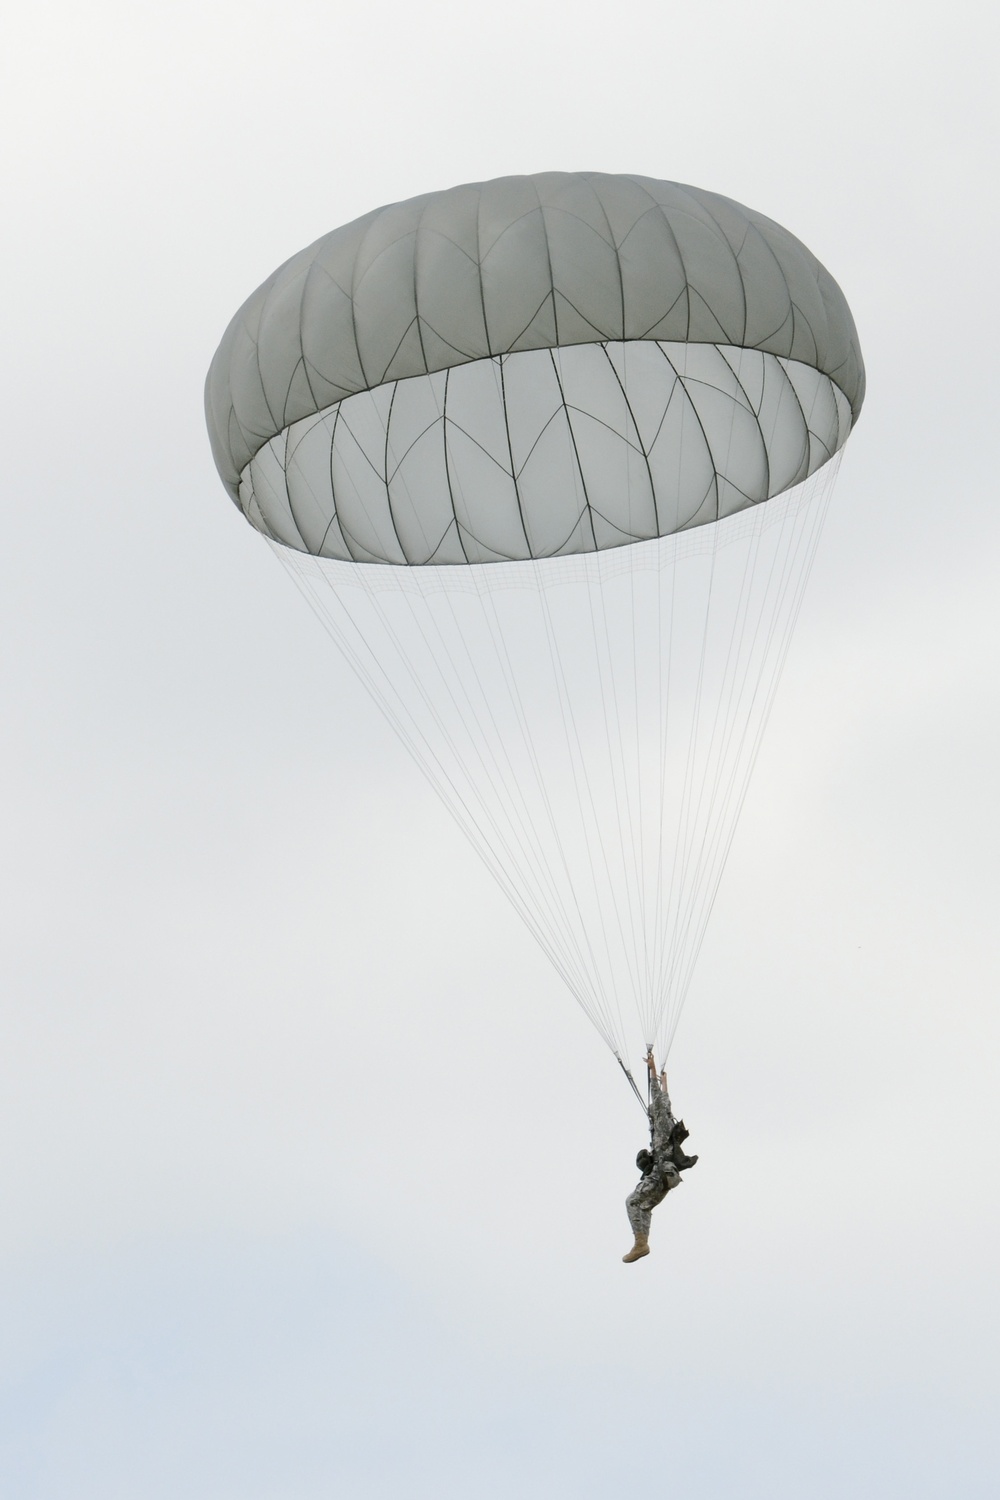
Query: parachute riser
616,1054,650,1117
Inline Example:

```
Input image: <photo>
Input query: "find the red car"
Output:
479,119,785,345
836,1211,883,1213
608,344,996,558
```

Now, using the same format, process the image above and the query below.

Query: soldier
622,1051,698,1263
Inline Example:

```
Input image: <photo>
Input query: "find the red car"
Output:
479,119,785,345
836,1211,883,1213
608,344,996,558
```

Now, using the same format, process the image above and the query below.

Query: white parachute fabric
273,455,840,1068
240,342,850,565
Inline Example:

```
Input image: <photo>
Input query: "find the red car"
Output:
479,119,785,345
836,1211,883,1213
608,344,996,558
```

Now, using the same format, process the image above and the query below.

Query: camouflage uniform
625,1074,682,1237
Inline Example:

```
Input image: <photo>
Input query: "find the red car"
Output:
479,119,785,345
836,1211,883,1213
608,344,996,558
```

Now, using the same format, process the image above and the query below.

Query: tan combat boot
622,1234,650,1263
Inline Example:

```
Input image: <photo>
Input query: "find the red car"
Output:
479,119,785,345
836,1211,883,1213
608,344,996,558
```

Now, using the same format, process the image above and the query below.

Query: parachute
205,172,864,1096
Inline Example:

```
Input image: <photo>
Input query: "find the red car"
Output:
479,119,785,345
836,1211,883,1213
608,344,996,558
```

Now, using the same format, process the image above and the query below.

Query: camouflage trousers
626,1164,681,1237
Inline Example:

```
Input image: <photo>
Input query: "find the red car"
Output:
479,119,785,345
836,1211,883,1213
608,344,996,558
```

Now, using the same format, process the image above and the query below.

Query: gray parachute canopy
205,172,864,566
205,174,864,1076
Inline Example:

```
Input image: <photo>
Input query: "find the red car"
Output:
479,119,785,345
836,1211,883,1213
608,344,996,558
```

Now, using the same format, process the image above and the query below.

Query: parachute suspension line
659,504,781,1051
652,457,841,1056
649,493,681,1048
660,511,771,1048
357,584,569,958
616,1053,648,1114
683,468,833,972
598,545,651,1026
471,571,625,1051
672,457,839,1013
531,558,635,1059
659,507,723,1046
272,546,621,1052
629,500,651,1041
465,572,623,1051
393,576,593,1002
367,581,621,1047
659,478,767,1040
581,555,646,1041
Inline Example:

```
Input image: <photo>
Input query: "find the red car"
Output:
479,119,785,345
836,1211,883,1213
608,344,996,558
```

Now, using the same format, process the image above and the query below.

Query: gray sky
2,1,998,1495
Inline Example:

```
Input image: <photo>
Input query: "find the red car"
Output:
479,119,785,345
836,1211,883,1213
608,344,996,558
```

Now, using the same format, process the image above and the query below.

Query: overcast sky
2,1,998,1495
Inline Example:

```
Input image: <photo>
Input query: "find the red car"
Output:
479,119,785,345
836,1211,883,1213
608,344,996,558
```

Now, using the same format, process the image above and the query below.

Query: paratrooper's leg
622,1182,656,1263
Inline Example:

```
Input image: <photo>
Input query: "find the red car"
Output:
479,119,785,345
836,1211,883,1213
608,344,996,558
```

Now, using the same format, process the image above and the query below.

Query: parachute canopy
206,173,863,565
206,174,864,1082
